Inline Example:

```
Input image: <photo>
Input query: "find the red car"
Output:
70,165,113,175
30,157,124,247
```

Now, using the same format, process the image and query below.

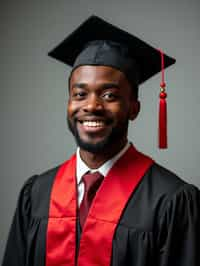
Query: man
2,15,200,266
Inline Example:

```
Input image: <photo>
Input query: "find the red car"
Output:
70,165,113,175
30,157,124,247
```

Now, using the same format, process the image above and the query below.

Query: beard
67,116,129,154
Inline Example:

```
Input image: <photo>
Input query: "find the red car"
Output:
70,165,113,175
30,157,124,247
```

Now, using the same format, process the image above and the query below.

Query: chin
67,117,128,153
76,136,111,153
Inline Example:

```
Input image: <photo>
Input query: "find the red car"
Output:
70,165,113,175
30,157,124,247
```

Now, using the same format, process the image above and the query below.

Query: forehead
70,65,129,85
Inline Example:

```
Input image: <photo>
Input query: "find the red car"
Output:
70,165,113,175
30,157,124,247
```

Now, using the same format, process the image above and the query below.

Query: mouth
77,118,111,133
80,120,106,128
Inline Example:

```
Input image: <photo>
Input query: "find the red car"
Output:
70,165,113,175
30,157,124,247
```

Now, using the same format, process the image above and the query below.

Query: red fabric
46,154,77,266
79,172,104,228
159,49,166,87
159,92,167,148
46,145,154,266
158,49,168,149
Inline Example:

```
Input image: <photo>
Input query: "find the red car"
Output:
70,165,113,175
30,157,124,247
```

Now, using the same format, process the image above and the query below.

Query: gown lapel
46,154,77,266
46,145,154,266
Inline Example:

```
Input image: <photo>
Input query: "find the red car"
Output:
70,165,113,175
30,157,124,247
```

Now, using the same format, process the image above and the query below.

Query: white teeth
82,121,105,127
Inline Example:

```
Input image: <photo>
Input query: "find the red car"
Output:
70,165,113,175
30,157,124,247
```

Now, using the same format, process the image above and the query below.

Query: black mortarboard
48,15,176,149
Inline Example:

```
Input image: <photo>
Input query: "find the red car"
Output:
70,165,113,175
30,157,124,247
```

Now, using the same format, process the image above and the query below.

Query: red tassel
159,89,167,148
158,49,168,149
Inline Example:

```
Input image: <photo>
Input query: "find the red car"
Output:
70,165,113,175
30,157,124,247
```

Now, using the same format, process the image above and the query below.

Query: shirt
76,142,131,206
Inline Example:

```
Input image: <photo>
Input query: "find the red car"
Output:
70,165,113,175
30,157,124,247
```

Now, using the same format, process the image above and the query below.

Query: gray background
1,0,200,263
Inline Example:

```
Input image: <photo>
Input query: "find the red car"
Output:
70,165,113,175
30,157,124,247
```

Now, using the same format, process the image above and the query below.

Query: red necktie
79,171,103,228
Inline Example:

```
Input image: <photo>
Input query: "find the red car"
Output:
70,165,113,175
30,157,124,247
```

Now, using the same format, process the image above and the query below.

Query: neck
79,139,128,169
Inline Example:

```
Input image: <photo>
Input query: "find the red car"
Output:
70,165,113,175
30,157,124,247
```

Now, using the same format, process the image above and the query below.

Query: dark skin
67,65,140,169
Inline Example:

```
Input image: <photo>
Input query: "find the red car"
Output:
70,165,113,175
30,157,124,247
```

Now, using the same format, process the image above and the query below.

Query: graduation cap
48,15,176,149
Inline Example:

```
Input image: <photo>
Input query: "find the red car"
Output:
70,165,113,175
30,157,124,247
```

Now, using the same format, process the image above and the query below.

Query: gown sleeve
157,184,200,266
2,176,36,266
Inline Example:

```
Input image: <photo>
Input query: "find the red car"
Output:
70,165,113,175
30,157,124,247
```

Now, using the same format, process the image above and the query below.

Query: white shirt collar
76,142,131,184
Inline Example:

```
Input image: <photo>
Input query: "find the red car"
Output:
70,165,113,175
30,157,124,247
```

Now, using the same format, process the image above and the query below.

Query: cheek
117,102,135,121
108,102,129,121
67,101,79,117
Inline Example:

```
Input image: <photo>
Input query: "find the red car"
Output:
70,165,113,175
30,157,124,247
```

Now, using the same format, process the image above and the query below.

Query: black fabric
2,163,200,266
48,15,176,85
72,40,140,88
111,164,200,265
2,167,58,266
75,217,82,265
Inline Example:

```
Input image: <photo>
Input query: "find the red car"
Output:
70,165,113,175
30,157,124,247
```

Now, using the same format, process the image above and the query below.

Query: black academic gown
2,162,200,266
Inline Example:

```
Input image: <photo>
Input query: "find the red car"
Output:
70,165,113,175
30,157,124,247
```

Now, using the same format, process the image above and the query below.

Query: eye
102,91,118,101
72,89,87,100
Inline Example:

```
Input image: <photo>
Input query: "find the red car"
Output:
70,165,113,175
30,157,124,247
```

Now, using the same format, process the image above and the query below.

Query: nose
83,94,104,113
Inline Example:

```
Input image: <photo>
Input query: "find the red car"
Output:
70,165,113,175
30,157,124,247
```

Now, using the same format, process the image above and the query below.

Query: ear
129,100,140,121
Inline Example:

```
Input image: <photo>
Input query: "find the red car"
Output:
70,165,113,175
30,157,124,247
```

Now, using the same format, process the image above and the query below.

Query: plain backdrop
1,0,200,262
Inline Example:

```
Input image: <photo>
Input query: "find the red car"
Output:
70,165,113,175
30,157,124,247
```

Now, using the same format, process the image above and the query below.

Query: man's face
67,65,139,153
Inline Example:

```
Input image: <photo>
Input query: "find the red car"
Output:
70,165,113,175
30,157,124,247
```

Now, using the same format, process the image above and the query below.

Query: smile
81,120,105,127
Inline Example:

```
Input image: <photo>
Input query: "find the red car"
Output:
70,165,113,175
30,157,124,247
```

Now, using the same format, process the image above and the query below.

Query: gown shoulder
2,166,60,266
156,176,200,265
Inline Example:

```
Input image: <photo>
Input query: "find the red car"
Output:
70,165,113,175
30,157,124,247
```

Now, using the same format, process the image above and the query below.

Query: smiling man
2,16,200,266
67,65,139,164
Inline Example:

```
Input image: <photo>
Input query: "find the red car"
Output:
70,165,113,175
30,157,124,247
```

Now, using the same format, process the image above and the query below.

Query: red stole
46,145,154,266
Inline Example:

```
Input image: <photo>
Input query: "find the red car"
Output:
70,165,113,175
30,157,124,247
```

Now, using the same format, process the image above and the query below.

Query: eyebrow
71,82,121,90
71,83,87,89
